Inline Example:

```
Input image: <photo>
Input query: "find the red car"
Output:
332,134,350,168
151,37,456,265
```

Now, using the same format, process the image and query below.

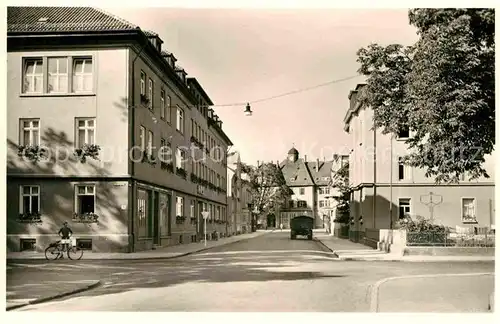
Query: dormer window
208,108,214,119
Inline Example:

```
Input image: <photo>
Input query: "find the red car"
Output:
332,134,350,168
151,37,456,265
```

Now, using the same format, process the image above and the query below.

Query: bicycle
44,238,84,260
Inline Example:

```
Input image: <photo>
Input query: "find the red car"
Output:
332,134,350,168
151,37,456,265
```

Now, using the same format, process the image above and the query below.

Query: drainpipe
128,34,148,252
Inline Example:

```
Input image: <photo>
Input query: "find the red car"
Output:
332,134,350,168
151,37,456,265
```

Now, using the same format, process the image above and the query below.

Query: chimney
304,155,307,162
316,158,320,171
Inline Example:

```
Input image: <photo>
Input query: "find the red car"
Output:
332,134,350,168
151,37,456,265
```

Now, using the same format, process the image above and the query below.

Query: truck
290,216,313,240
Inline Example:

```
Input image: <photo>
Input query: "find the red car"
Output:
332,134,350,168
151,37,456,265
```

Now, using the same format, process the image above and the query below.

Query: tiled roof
280,158,315,187
306,161,333,186
7,7,138,33
279,157,333,187
143,30,158,37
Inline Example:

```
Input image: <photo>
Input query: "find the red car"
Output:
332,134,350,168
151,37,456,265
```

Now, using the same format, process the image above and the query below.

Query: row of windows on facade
20,184,96,215
23,57,93,94
397,197,478,223
287,199,333,209
139,70,224,153
20,184,228,221
397,159,466,181
19,118,94,148
22,57,224,158
139,126,226,189
139,122,225,162
294,187,332,195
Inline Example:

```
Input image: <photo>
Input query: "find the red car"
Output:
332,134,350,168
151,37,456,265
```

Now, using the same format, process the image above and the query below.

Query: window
176,148,185,169
72,58,93,92
160,89,166,119
398,198,411,219
462,198,477,223
148,78,153,108
147,131,153,156
20,119,40,146
20,185,40,214
298,201,307,208
166,95,172,123
23,58,44,93
191,118,194,138
217,206,221,220
398,157,411,180
398,126,410,139
20,239,36,252
137,189,148,238
176,196,184,217
176,106,184,133
76,118,95,148
319,200,325,208
48,57,68,93
194,122,198,139
140,71,146,96
300,188,305,195
76,239,93,250
75,185,95,215
190,200,195,218
139,126,146,151
217,174,221,188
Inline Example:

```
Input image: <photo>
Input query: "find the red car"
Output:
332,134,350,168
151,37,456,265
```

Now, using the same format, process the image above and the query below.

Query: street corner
371,273,494,313
6,279,102,311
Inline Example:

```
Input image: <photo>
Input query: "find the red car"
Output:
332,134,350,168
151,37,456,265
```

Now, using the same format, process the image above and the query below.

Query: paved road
7,232,494,312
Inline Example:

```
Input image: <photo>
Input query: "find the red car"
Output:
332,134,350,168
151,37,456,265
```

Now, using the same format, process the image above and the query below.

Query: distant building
344,83,495,244
229,168,252,234
276,148,345,229
7,7,232,253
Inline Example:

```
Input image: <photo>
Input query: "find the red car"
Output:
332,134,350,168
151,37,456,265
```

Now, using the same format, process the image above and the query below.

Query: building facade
276,148,339,229
344,83,495,243
229,170,252,235
7,7,232,253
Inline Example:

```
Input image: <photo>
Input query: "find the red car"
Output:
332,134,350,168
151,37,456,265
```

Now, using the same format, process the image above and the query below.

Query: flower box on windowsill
176,167,187,179
161,162,174,172
18,145,48,163
190,173,198,183
17,213,42,223
189,136,204,149
176,216,186,224
74,144,101,163
72,213,99,223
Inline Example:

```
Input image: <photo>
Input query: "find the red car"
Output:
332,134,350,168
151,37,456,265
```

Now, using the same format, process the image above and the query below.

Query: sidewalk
315,233,495,262
7,230,272,261
6,280,101,310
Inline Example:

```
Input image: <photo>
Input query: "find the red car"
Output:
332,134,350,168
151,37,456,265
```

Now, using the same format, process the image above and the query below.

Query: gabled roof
7,7,138,33
279,158,315,187
187,77,214,106
306,160,333,186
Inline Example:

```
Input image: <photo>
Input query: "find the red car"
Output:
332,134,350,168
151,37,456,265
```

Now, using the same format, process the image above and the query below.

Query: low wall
404,246,495,256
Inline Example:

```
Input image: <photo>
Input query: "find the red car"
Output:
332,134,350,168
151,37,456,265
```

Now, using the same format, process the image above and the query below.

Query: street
7,232,494,312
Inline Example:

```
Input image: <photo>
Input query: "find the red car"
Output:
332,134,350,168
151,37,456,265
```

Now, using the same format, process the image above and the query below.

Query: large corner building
7,7,233,253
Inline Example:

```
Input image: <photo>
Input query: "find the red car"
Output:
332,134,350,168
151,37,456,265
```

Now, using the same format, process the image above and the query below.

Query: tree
239,162,292,231
331,162,351,224
356,9,495,183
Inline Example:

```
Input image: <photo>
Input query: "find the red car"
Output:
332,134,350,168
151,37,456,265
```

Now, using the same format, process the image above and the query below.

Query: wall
6,179,129,252
7,48,129,177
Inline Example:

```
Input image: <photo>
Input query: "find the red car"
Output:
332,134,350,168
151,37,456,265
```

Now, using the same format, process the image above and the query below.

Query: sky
104,7,419,168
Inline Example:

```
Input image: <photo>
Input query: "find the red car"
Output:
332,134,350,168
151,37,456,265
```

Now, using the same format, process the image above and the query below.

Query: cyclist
58,221,73,258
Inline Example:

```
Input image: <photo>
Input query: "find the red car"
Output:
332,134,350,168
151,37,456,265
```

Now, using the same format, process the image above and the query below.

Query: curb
312,238,339,257
369,272,494,312
7,231,273,261
6,280,102,311
339,257,495,262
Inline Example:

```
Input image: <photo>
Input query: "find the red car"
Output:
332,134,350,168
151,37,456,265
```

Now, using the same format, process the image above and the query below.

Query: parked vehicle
290,216,313,240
